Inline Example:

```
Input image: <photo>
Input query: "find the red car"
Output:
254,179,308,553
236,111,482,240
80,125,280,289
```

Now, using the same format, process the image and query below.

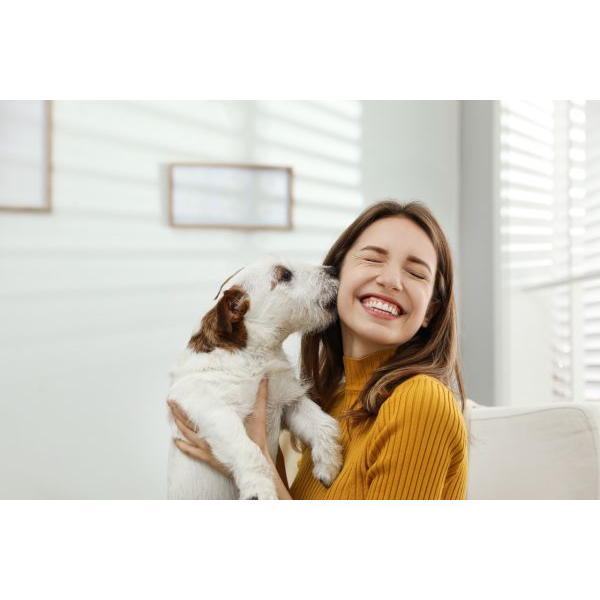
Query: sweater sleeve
365,376,467,500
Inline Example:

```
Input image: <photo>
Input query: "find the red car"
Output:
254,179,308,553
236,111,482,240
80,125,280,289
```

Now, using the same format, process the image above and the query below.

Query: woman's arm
365,377,467,500
233,377,292,499
264,450,293,500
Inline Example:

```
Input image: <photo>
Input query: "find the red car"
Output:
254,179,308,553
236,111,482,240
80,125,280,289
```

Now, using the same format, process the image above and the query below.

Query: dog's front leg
190,402,279,500
283,396,343,488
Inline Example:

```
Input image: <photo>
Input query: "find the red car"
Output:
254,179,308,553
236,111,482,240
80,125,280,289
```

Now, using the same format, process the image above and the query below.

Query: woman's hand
167,377,271,472
168,400,231,477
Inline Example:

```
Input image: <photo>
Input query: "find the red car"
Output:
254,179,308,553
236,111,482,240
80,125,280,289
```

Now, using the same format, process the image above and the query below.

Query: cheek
335,278,359,322
336,280,351,309
414,289,433,314
411,287,431,317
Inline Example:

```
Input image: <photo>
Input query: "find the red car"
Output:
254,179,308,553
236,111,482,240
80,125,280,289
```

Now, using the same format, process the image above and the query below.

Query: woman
169,200,468,499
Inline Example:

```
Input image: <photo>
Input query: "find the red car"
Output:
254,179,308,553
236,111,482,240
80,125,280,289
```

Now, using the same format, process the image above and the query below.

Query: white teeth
361,296,401,316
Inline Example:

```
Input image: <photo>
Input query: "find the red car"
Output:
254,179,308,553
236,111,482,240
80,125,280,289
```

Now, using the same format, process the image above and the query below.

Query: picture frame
0,100,52,212
168,163,293,230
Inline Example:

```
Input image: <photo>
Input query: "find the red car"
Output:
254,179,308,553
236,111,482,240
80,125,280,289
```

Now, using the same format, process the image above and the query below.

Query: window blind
499,100,594,402
583,102,600,401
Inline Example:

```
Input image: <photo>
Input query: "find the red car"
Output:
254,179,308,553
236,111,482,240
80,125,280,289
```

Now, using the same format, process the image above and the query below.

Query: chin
356,329,400,347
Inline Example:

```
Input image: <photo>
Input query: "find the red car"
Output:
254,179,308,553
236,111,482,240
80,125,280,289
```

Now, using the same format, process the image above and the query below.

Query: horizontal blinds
584,101,600,400
500,101,556,289
500,100,590,402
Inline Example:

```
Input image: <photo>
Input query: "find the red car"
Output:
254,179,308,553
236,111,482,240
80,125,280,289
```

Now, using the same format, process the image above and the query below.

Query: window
500,100,600,403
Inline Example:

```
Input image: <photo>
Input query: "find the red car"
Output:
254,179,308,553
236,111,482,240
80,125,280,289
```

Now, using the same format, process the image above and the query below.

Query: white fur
167,257,343,500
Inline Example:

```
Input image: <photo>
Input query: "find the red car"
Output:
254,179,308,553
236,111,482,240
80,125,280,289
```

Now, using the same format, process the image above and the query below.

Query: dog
167,257,344,499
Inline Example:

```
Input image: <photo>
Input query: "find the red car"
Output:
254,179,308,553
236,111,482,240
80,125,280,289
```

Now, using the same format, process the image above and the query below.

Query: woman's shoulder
390,373,454,397
366,373,467,461
380,373,462,422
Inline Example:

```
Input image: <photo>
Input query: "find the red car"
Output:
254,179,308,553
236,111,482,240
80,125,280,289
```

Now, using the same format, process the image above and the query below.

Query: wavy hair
298,200,466,442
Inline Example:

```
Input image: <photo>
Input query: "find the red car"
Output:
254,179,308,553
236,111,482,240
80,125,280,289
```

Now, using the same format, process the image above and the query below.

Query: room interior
1,100,598,499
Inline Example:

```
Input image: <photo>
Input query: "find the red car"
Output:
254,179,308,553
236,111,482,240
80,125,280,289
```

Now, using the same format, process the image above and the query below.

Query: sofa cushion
464,400,600,499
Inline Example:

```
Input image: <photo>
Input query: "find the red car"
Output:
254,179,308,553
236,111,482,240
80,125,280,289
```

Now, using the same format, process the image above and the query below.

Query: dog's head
188,257,339,353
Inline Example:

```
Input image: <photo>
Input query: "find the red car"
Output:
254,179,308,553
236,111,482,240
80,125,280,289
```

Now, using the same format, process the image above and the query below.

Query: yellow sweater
289,347,468,500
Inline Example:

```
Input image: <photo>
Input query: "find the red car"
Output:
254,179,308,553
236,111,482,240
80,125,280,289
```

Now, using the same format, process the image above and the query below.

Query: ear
422,298,441,329
188,285,250,353
216,286,250,335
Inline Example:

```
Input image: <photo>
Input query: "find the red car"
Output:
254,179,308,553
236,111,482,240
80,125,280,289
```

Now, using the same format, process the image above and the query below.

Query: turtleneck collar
342,346,397,392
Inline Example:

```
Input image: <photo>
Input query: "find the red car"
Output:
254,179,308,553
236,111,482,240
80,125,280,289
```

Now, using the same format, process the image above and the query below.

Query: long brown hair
299,199,466,439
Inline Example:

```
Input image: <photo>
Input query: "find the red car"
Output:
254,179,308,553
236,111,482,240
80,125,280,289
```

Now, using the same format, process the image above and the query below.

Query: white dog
167,257,344,500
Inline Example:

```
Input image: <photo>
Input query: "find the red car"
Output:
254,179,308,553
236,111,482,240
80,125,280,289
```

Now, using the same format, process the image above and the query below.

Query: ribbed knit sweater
289,347,468,500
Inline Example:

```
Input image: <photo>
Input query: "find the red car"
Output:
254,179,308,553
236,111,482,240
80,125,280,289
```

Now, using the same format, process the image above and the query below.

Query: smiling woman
289,199,468,499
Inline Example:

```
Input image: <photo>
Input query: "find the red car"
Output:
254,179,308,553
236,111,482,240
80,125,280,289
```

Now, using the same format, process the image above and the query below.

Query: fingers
174,438,210,461
166,399,231,477
168,402,185,425
173,417,205,446
166,400,207,447
171,423,219,467
174,439,231,477
167,399,198,433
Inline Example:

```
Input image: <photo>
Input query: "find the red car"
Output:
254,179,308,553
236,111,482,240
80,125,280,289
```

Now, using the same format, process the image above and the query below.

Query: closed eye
410,271,427,280
365,258,427,280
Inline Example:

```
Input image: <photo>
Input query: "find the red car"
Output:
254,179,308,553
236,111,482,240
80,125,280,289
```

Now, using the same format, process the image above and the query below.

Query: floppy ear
188,285,250,353
215,287,250,335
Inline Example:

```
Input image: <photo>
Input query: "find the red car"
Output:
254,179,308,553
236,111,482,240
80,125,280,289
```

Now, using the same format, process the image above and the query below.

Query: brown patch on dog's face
271,265,293,290
188,285,250,353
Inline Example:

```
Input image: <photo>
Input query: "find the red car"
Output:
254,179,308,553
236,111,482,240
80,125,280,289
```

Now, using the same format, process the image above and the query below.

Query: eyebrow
358,245,433,275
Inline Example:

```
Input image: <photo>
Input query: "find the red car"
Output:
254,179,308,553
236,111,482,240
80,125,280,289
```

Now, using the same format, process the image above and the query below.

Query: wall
459,101,505,406
0,101,460,498
362,101,460,254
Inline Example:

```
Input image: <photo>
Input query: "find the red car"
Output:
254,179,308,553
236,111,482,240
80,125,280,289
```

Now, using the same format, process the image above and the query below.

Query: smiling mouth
358,295,405,317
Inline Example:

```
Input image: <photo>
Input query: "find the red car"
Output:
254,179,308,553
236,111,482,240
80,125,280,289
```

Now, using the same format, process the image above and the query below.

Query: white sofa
464,399,600,499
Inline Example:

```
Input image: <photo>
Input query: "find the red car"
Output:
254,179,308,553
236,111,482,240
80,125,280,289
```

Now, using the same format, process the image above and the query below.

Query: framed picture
168,163,293,230
0,100,52,212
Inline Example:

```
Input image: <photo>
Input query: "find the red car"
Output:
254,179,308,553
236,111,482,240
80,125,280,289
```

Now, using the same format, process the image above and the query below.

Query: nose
322,264,338,278
375,264,403,290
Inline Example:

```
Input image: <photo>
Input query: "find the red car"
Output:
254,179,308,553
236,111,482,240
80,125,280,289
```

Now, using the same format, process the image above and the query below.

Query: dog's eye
274,265,293,283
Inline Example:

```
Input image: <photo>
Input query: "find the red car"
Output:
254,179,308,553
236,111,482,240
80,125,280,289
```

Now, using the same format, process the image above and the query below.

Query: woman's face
337,216,438,358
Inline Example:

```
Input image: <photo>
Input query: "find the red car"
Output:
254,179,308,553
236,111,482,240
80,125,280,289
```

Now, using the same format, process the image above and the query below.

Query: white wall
362,101,460,255
507,287,555,405
0,101,460,498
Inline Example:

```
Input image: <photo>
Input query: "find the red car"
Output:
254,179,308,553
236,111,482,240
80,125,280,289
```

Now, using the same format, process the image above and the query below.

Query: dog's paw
311,418,344,488
312,462,340,489
312,447,343,488
240,491,277,500
239,481,278,500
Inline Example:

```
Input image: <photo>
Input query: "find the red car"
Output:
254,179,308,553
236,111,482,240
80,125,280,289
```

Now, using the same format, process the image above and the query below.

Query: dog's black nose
322,265,338,278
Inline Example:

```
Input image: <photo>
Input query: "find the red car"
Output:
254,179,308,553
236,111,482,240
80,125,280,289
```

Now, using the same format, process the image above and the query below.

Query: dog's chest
169,349,303,416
